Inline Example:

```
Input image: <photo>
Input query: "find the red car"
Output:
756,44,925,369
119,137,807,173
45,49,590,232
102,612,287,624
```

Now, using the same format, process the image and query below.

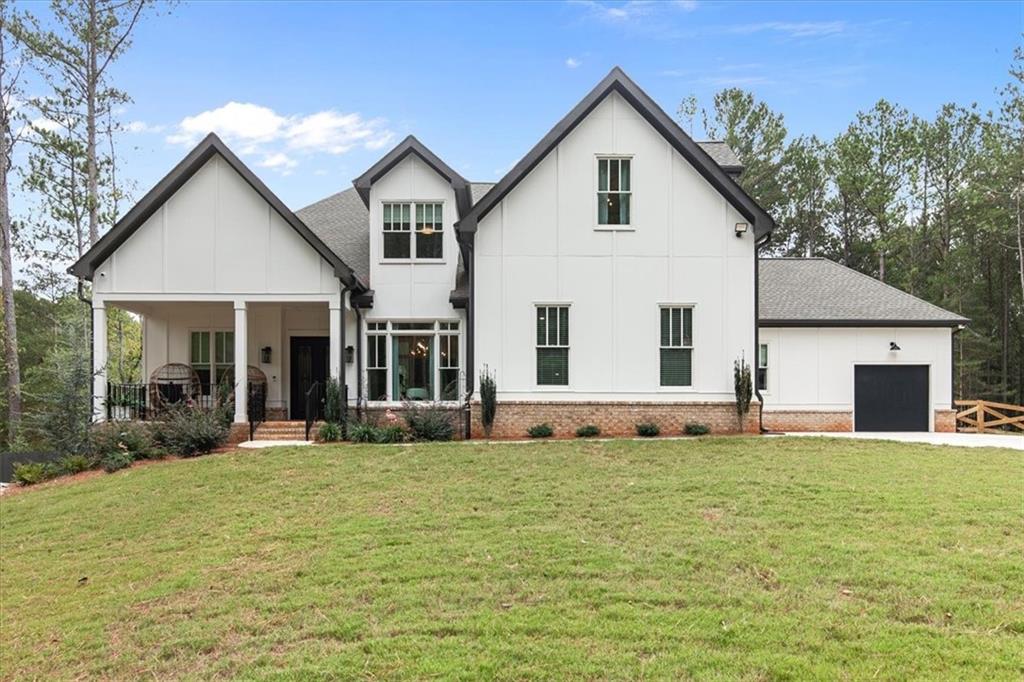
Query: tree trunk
0,114,21,447
86,0,99,246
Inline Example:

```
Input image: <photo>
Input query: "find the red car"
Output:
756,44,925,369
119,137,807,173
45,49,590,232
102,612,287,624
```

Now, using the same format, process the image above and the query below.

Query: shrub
404,404,455,442
101,450,134,473
376,424,407,444
734,356,753,430
12,461,58,486
479,366,497,437
684,422,710,436
90,421,159,460
575,424,600,438
151,406,229,457
323,378,344,423
58,454,94,475
318,421,344,442
347,421,380,443
527,423,553,438
636,422,660,437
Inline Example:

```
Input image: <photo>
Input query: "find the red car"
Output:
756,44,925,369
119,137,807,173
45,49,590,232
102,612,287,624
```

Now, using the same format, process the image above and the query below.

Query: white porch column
233,300,248,423
329,302,342,381
92,300,107,423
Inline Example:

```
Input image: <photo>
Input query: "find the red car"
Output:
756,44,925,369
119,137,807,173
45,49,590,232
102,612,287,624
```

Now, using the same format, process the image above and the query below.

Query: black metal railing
304,381,322,441
106,382,148,421
248,382,267,441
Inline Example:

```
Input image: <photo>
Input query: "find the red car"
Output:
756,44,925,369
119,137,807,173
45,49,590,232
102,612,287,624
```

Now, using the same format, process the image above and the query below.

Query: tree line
684,47,1023,406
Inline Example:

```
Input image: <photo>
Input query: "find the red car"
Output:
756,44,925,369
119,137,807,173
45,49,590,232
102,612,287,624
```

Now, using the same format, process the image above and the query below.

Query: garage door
854,365,930,432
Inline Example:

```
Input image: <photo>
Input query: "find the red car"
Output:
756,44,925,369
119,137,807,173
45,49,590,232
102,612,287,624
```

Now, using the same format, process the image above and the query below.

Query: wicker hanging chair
148,363,200,410
216,365,269,411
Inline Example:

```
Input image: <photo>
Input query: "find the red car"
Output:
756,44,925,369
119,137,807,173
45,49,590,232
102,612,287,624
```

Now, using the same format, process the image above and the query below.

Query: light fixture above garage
734,222,748,238
889,342,901,352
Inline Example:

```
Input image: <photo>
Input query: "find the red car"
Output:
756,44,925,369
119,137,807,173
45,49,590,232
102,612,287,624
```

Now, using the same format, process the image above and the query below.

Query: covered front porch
92,294,354,425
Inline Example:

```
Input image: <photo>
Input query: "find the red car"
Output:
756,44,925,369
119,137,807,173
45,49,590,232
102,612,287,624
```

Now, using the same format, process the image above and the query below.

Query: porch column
329,302,342,381
92,300,107,423
233,301,247,423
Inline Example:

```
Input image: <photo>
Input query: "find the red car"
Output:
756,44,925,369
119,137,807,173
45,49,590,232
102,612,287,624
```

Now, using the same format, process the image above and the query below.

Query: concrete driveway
781,431,1023,450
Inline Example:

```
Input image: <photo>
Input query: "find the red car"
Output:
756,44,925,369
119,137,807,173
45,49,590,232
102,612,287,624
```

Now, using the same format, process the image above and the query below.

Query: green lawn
1,437,1021,680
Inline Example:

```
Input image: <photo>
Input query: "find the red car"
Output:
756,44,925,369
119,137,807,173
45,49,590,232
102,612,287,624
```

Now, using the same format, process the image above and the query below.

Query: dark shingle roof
759,258,968,326
296,187,370,285
470,182,495,204
696,141,742,170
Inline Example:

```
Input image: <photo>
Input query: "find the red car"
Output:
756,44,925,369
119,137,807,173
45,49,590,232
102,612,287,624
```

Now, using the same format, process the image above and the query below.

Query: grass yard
1,437,1021,680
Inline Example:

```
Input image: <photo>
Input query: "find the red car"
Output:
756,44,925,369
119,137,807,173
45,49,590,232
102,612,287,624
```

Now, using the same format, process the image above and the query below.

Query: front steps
250,420,314,441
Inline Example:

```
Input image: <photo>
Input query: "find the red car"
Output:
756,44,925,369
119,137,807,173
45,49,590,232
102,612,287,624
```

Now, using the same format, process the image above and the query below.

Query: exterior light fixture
889,342,901,352
260,346,272,363
734,222,748,238
345,346,355,364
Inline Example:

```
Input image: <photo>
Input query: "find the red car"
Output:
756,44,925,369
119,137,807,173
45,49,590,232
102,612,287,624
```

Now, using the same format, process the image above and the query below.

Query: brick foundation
470,401,760,439
227,423,250,445
934,409,956,433
762,410,853,432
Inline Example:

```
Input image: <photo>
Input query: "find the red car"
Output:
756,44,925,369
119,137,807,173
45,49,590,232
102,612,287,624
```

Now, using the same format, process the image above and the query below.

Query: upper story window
597,157,631,227
382,201,443,261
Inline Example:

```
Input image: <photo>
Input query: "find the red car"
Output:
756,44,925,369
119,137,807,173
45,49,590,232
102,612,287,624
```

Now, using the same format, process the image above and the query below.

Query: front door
290,336,329,420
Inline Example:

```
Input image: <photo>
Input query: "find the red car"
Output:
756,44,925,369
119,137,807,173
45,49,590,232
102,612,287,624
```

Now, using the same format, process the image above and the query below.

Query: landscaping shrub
684,422,710,436
151,406,229,457
527,423,554,438
636,422,660,437
12,461,58,486
58,454,94,475
318,421,343,442
100,450,134,473
479,366,497,437
575,424,600,438
376,424,408,443
347,421,380,443
90,421,160,460
404,404,455,441
323,378,344,423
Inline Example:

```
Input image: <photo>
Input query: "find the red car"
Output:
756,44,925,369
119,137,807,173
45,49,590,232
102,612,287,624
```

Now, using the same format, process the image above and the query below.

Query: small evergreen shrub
404,404,455,441
575,424,600,438
12,461,58,486
151,406,229,457
527,423,554,438
318,421,343,442
376,424,408,443
684,422,710,436
58,454,94,475
323,378,344,423
636,422,660,437
90,421,159,460
479,367,498,437
347,421,380,443
101,450,134,473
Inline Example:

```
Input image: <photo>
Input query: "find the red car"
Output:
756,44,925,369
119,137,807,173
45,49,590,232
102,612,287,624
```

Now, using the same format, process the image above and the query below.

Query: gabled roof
297,187,370,285
352,135,473,218
456,66,774,238
69,133,363,288
759,258,969,327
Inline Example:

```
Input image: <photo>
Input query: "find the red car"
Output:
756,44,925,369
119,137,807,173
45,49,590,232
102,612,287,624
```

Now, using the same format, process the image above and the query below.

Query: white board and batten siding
758,326,954,422
474,91,756,401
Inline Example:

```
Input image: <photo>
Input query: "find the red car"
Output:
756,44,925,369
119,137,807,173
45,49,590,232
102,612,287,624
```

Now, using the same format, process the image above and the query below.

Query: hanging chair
216,365,269,412
148,363,200,410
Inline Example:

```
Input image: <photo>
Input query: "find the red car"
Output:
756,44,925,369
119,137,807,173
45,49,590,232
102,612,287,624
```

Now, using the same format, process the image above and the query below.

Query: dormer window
382,201,443,261
597,157,631,227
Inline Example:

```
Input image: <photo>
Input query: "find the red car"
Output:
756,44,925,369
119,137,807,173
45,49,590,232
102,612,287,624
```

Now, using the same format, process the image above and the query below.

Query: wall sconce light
260,346,272,363
345,346,355,364
734,222,748,238
889,342,901,352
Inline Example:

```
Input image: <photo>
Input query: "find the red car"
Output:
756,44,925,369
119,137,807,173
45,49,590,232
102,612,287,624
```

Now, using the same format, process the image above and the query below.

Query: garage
854,365,930,432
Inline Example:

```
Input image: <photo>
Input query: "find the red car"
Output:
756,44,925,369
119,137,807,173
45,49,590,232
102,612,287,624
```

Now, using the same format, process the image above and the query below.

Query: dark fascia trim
455,66,775,239
351,289,375,309
449,290,468,308
68,133,364,290
759,319,969,328
352,135,473,217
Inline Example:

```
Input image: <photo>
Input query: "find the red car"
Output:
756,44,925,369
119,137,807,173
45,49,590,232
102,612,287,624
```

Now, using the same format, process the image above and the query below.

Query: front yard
1,437,1021,679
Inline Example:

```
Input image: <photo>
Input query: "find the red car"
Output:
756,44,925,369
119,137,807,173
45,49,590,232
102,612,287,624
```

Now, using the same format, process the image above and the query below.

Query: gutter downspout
354,304,363,420
463,236,475,440
340,283,349,422
753,230,770,434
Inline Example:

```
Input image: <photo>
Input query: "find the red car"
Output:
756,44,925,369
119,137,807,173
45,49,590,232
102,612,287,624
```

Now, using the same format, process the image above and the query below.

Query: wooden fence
954,400,1024,433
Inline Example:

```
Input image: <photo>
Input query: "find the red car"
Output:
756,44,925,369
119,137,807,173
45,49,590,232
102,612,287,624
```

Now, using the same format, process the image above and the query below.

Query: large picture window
536,305,569,386
597,157,631,226
383,201,444,260
363,320,461,402
660,307,692,387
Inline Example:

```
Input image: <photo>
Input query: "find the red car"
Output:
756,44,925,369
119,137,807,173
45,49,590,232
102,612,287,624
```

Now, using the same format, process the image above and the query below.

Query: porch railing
106,382,148,421
305,381,323,441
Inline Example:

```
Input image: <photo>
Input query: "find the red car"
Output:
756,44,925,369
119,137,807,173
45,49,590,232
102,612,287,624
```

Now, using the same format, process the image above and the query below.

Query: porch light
260,346,272,364
345,346,355,364
734,222,748,238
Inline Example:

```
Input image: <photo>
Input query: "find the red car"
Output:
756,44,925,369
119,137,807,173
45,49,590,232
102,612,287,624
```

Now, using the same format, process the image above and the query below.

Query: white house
70,67,967,440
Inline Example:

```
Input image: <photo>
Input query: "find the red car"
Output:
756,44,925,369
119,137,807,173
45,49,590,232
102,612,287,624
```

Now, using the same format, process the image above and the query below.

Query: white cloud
165,102,395,172
566,57,581,69
571,0,694,23
125,120,165,134
726,21,847,38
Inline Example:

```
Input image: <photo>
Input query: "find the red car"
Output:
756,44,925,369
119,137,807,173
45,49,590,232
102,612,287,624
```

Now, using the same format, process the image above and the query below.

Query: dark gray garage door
854,365,930,432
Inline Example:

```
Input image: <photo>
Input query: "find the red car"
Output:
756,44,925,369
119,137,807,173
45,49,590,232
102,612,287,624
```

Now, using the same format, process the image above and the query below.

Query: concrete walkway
780,431,1023,450
237,440,313,449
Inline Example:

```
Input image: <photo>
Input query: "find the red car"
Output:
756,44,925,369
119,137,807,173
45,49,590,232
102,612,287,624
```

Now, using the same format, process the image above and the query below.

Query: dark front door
290,336,329,420
854,365,929,432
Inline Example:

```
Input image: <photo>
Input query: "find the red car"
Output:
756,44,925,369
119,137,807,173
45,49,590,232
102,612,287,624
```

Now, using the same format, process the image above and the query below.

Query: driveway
781,431,1023,450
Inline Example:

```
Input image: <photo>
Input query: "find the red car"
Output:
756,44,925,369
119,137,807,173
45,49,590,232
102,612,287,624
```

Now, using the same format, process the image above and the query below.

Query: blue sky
48,1,1024,210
